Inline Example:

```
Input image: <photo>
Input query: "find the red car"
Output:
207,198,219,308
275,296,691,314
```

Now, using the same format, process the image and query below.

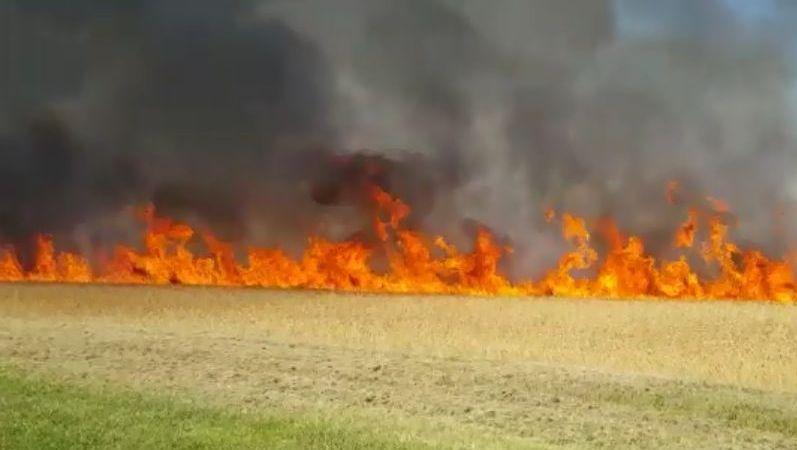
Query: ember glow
0,185,794,302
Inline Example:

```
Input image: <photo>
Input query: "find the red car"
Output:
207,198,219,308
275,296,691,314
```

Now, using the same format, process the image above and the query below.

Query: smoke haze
1,0,796,276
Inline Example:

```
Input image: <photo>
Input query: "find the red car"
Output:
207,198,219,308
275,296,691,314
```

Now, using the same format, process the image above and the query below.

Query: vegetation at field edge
0,367,440,450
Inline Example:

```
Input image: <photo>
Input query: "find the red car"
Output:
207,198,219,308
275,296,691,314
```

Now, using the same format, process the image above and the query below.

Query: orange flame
0,185,794,302
706,196,730,213
675,209,698,249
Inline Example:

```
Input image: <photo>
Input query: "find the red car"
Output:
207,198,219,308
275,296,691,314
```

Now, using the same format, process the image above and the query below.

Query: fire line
0,185,794,302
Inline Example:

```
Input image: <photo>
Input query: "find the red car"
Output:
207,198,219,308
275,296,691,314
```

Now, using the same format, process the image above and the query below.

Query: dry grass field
2,283,797,448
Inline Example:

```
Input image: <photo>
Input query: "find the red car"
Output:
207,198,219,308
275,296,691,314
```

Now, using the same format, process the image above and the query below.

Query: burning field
1,182,796,301
3,0,797,305
3,1,797,303
3,1,797,448
4,1,797,304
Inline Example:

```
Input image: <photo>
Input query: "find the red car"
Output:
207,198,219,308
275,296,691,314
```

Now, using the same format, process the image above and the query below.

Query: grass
0,367,433,450
594,382,797,438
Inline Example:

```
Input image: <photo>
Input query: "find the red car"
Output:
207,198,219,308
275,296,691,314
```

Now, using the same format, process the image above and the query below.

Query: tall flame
0,185,794,302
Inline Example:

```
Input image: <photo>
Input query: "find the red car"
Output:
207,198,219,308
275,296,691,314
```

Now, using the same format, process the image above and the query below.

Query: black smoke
1,0,341,259
2,0,796,275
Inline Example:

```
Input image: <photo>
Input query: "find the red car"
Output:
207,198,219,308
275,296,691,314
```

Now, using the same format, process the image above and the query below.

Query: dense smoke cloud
1,0,343,258
264,0,797,273
1,0,795,275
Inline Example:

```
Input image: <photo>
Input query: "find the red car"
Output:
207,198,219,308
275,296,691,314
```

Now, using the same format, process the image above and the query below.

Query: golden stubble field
2,283,797,448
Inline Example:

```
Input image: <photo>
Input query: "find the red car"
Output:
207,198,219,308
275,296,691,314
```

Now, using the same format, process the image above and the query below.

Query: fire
675,209,698,249
0,185,794,302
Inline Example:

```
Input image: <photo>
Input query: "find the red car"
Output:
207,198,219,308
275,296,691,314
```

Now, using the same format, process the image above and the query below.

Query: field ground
1,284,797,448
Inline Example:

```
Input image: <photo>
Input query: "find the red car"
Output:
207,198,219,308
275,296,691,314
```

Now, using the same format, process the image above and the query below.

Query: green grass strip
0,368,433,450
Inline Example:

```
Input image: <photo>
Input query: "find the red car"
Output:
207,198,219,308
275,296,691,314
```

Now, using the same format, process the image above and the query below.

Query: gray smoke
1,0,795,276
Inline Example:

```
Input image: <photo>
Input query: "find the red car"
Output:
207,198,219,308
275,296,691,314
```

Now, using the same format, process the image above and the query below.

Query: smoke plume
1,0,795,276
